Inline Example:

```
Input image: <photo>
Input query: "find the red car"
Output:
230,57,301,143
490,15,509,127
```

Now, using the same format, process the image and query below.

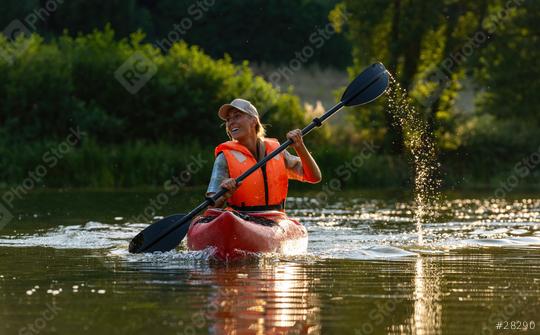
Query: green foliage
0,27,305,144
2,2,539,189
331,1,479,153
312,145,412,188
0,137,416,188
0,0,350,68
332,0,540,162
0,138,213,188
456,115,540,156
474,0,540,122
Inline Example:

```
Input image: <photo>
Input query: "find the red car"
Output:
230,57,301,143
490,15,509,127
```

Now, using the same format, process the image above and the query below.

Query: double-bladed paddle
128,62,390,253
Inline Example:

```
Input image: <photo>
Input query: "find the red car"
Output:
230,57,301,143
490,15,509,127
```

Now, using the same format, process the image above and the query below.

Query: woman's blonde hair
255,118,266,138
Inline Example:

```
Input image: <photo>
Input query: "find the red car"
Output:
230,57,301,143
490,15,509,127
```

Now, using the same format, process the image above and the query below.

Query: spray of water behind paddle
386,74,442,245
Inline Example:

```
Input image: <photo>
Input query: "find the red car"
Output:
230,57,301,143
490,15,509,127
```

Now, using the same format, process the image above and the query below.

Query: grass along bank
2,139,539,192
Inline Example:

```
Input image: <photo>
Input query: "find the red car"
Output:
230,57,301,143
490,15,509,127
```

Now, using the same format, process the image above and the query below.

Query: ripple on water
0,221,136,249
0,198,539,261
318,246,418,260
457,237,540,249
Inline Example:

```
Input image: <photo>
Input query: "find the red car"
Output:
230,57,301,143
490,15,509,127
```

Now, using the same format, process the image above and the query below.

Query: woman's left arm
286,129,322,183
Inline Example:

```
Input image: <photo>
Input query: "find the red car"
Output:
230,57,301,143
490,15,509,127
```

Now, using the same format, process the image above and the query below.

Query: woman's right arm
206,153,238,208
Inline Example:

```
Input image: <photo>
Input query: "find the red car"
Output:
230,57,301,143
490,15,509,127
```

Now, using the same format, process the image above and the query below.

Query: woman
207,98,322,210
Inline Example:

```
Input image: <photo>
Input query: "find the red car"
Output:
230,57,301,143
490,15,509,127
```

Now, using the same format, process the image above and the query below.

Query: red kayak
187,209,308,261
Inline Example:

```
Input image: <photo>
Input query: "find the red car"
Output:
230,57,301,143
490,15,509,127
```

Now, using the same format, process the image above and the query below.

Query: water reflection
186,262,320,334
408,199,442,334
411,257,442,335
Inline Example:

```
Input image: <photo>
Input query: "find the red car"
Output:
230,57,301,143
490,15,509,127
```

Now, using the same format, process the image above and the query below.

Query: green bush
311,144,412,188
0,138,214,188
0,137,415,189
0,27,305,144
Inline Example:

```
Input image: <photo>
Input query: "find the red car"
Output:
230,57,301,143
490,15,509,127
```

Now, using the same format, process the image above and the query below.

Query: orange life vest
215,138,288,211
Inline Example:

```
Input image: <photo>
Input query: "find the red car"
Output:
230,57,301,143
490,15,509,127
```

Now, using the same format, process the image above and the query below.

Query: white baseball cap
218,98,259,120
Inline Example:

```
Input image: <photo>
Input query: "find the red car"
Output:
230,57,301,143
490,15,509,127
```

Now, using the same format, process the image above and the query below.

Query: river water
0,189,539,334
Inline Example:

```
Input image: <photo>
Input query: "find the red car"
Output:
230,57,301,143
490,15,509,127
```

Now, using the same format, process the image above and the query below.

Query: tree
331,0,444,153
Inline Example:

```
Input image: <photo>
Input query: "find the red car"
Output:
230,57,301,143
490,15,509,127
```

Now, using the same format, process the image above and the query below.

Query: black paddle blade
341,62,389,107
128,214,190,253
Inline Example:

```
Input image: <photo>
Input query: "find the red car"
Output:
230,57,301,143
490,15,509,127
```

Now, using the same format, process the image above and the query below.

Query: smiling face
225,108,258,141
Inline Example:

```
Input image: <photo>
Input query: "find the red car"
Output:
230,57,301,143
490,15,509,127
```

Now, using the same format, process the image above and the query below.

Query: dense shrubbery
0,27,314,188
1,136,537,189
0,138,213,188
0,137,414,188
0,27,305,143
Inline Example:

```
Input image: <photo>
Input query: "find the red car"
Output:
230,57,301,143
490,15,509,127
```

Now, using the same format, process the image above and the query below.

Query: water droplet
386,75,442,244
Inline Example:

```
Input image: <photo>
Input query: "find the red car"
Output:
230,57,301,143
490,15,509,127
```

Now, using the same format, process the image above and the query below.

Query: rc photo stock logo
417,68,452,108
1,0,64,64
0,20,32,64
0,202,15,231
0,126,83,231
114,51,158,94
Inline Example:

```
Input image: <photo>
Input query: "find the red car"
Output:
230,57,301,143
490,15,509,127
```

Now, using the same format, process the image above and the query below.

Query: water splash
386,74,442,244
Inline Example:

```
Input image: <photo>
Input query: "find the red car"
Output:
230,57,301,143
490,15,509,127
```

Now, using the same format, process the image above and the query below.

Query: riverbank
1,139,539,191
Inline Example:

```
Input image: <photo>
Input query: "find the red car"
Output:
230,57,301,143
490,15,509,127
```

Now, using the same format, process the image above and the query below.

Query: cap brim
219,104,251,120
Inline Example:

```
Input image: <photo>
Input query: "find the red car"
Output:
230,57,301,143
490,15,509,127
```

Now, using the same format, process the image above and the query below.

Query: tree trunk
385,0,405,154
426,3,460,135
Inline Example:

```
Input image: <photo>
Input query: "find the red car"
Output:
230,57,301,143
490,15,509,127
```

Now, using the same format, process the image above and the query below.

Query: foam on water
316,245,418,260
0,221,135,249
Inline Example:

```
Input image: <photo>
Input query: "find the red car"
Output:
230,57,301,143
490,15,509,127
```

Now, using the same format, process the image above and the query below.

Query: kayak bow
187,209,308,261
